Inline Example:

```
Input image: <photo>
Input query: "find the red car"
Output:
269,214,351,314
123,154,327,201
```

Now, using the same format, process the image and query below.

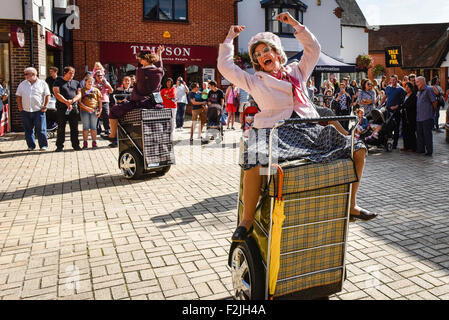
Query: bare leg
109,119,118,138
239,165,262,231
350,148,366,215
91,129,97,142
82,130,88,142
330,120,349,136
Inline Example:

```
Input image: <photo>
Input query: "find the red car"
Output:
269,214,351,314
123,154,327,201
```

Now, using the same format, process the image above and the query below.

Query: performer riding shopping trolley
217,12,378,243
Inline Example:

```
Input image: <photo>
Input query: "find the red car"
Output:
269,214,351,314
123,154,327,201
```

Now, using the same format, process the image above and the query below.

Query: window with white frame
144,0,188,22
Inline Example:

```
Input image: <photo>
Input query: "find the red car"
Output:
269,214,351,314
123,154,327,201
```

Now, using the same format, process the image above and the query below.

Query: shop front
99,42,218,88
46,30,63,73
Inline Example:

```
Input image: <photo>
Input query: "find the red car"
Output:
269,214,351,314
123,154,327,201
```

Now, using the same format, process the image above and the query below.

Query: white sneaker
27,147,35,151
40,146,48,151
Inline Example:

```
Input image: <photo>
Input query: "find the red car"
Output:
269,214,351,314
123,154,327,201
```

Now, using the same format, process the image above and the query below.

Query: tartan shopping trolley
229,115,359,300
117,108,175,179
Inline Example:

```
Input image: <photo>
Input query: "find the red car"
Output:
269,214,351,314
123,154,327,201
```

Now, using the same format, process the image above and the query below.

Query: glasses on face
24,73,31,76
253,46,272,60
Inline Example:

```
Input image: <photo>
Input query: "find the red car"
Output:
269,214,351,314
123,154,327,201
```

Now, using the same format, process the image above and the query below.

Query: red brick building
73,0,235,87
368,23,449,92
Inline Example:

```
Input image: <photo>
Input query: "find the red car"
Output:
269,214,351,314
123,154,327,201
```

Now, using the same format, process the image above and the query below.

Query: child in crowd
355,108,368,140
79,75,102,149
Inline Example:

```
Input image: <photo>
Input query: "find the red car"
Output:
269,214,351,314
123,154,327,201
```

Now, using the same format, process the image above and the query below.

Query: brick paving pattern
0,115,448,300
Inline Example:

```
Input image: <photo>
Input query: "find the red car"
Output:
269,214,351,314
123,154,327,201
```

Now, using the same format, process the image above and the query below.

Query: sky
355,0,449,26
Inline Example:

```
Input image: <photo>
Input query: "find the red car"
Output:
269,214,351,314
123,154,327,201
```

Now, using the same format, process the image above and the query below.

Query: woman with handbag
357,79,377,119
225,83,239,130
400,82,417,152
332,82,352,130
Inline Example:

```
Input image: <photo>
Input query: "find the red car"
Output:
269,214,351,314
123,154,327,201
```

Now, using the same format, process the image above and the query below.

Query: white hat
248,32,288,71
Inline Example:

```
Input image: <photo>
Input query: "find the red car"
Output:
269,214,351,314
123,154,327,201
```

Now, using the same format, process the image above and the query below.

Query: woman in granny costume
217,12,377,242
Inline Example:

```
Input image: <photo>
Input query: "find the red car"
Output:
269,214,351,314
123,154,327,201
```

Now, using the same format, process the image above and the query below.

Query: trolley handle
276,115,357,126
274,115,359,134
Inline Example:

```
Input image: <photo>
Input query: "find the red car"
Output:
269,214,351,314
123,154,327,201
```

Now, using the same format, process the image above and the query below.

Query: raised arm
156,45,164,68
277,12,321,81
217,26,254,93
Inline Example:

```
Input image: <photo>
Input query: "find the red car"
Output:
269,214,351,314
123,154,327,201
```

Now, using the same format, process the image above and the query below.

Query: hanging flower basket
372,64,386,78
356,54,374,71
234,52,252,70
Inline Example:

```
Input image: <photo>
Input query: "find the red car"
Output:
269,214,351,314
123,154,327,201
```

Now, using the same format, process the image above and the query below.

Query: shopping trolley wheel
230,237,265,300
119,148,144,180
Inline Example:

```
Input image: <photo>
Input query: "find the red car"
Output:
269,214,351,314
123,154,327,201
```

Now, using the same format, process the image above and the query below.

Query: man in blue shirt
381,75,406,148
416,76,437,156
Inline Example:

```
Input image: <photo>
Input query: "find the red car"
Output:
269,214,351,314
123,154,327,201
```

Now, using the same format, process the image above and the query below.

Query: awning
288,50,356,73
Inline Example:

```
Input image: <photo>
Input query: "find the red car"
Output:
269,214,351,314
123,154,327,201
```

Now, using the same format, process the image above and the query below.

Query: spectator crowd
313,73,449,156
2,61,449,156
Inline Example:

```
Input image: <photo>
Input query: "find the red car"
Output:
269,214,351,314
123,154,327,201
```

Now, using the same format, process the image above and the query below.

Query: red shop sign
100,42,218,66
46,31,63,50
10,26,25,48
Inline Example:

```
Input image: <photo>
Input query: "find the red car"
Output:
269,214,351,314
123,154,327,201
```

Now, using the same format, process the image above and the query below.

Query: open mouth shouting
263,58,273,68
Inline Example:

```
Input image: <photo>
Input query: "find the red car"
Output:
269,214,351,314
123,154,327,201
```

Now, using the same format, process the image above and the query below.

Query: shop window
0,43,10,88
186,65,201,87
144,0,188,22
262,0,306,37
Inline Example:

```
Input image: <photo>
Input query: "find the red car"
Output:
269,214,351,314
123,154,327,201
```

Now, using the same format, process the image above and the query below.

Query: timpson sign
100,42,218,65
131,45,191,58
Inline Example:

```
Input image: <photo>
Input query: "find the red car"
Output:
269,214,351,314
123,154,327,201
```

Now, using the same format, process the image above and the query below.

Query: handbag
147,92,164,106
221,112,228,125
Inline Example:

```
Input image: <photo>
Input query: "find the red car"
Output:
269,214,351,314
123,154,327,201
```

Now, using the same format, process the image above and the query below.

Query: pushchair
229,115,359,300
205,104,224,142
241,105,259,138
46,97,58,139
359,108,396,152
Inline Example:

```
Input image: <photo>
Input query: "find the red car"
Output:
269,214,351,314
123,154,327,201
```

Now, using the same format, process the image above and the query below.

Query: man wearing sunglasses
16,67,51,151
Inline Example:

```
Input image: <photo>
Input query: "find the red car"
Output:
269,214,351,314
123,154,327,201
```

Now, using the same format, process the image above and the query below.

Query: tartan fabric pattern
283,191,349,226
121,109,142,124
120,109,175,165
281,219,346,254
120,108,172,124
277,244,344,282
275,268,342,297
269,158,357,196
144,143,174,165
142,108,172,120
143,120,172,144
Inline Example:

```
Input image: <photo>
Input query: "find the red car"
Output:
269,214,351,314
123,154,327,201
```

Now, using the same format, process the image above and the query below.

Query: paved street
0,116,449,300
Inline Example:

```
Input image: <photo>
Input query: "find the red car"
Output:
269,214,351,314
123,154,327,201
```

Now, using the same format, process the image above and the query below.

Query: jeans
97,102,110,134
389,109,402,147
80,110,98,130
434,107,440,130
20,110,47,149
416,118,434,154
56,106,80,149
176,102,186,129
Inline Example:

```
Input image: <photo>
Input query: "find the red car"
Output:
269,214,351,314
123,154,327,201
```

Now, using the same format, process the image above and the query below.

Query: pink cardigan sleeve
217,43,254,94
293,25,321,81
